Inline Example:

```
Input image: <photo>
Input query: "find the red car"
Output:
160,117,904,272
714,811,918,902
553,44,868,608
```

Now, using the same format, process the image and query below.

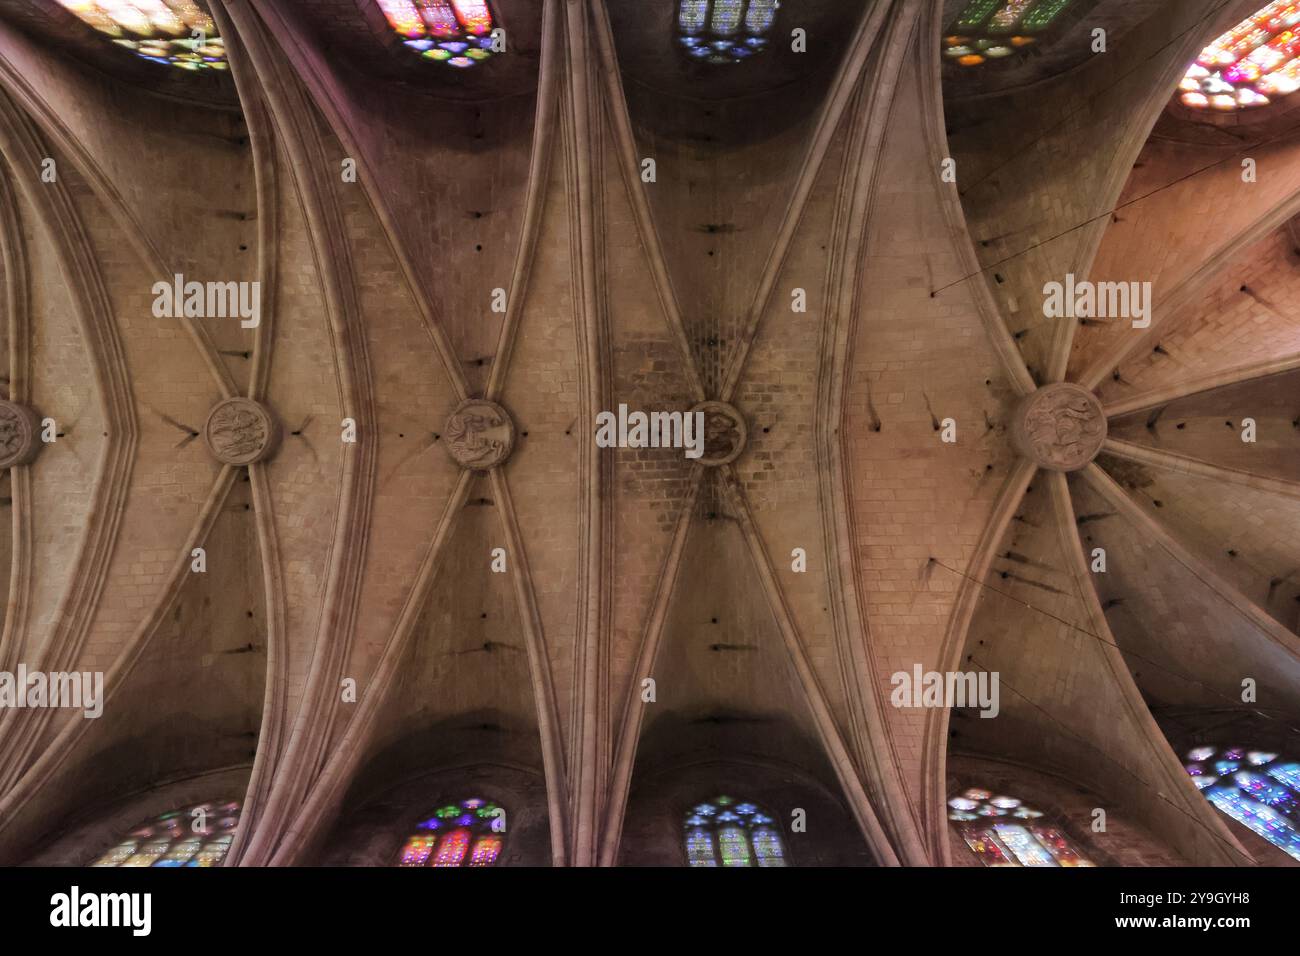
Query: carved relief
444,399,515,470
1012,383,1107,472
0,401,41,468
204,398,281,465
691,400,747,466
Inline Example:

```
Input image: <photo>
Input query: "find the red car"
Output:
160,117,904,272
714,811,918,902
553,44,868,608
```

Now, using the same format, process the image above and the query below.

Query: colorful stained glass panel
1186,747,1300,860
1179,2,1300,110
432,828,470,866
681,795,788,866
717,825,751,866
962,825,1016,865
943,0,1077,66
1030,825,1095,866
988,0,1036,32
399,835,437,866
994,823,1058,866
752,827,786,866
468,836,502,866
57,0,227,70
949,789,1093,866
91,801,241,867
676,0,778,64
379,0,499,66
686,828,717,866
397,797,506,867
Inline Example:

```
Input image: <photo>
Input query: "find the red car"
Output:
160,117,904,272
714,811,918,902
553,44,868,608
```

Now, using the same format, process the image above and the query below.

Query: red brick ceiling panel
845,56,1019,809
615,85,825,396
633,475,826,770
324,138,469,745
947,0,1231,386
258,141,346,729
952,478,1235,865
1070,133,1300,382
733,118,855,737
48,160,223,678
1108,367,1300,483
1092,462,1300,634
495,147,583,759
1096,227,1300,409
1070,473,1300,716
361,481,546,776
600,135,702,745
0,14,253,310
248,0,540,398
8,183,103,671
6,478,265,861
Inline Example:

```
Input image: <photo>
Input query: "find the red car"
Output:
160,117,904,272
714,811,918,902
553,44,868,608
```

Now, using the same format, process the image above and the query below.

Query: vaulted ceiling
0,0,1296,867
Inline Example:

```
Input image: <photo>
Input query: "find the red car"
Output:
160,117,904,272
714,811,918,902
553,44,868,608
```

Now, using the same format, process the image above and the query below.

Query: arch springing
683,795,787,867
948,789,1094,866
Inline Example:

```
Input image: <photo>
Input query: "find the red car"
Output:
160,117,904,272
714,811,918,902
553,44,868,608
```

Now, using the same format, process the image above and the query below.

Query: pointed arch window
91,801,241,867
1184,747,1300,860
1179,3,1300,111
941,0,1075,67
55,1,227,71
683,795,787,867
948,789,1094,866
677,0,779,64
376,0,499,68
397,797,506,867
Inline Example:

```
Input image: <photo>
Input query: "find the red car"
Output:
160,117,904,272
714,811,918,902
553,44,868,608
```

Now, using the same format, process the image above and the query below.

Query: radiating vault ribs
1011,383,1106,472
690,400,747,467
0,401,42,467
444,399,515,470
203,398,281,465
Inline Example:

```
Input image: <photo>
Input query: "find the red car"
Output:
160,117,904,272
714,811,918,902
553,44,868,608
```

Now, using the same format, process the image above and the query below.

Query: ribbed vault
0,0,1296,869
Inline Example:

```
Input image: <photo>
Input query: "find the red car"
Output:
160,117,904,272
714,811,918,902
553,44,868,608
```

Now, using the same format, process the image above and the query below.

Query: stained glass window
948,789,1095,866
682,795,788,867
1184,746,1300,861
1178,2,1300,111
376,0,499,68
676,0,779,64
941,0,1074,67
396,797,506,867
91,801,241,867
55,1,227,71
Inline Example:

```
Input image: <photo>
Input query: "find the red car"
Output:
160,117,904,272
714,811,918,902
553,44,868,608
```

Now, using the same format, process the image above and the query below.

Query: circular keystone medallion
0,401,41,467
444,399,515,470
1011,383,1107,472
204,398,281,465
691,400,747,467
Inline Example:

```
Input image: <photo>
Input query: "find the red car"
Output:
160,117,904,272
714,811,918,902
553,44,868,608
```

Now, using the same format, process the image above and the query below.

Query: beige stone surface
0,0,1294,871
